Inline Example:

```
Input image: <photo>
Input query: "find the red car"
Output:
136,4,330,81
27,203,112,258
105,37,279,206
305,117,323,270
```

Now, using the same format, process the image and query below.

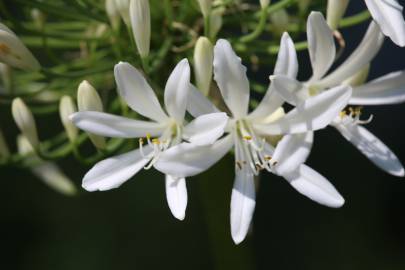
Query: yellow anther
0,43,10,55
146,133,151,140
139,138,144,144
152,138,160,145
264,155,272,161
243,135,252,141
339,111,346,118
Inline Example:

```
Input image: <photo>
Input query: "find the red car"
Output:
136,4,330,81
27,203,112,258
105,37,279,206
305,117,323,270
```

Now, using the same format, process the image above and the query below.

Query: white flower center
339,106,373,126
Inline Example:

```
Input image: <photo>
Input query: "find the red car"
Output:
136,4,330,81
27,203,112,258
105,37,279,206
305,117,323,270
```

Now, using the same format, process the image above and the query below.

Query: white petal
272,132,314,175
248,84,284,121
165,175,188,221
334,123,404,177
350,70,405,105
253,85,352,135
230,167,256,244
274,32,298,78
183,112,228,145
82,147,152,191
154,135,234,178
114,62,168,122
70,111,167,138
32,163,77,196
307,12,336,80
285,164,345,208
319,22,384,87
187,84,220,118
213,39,250,119
269,75,308,106
365,0,405,46
164,59,191,122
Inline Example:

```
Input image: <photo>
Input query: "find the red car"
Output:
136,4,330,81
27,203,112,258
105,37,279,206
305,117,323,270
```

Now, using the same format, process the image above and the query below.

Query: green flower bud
130,0,151,58
59,96,78,143
12,98,39,149
194,37,213,96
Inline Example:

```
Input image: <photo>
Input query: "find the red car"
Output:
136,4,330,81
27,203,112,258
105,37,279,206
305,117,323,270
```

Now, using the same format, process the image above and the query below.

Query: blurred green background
2,2,405,270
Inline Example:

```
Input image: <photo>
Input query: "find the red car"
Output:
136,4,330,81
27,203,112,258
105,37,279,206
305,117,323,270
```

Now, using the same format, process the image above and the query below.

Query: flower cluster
1,0,405,244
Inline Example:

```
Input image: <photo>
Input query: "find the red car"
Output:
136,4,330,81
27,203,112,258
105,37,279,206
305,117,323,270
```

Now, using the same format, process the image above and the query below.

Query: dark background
1,1,405,269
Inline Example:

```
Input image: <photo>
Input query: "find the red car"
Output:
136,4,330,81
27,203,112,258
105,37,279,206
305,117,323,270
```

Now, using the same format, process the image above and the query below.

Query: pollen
146,133,151,140
152,138,160,145
243,135,252,141
264,155,272,161
339,111,346,118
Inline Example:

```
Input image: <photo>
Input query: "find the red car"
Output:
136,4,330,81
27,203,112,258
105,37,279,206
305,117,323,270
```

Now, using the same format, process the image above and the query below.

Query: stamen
243,135,252,141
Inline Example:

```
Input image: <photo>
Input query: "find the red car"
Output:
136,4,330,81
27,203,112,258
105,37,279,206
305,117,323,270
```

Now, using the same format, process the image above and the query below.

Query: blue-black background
1,1,405,269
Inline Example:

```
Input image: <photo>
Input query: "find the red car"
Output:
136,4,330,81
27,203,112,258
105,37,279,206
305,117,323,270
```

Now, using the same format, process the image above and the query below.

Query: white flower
0,22,40,71
153,38,352,244
271,12,404,177
364,0,405,47
71,59,228,220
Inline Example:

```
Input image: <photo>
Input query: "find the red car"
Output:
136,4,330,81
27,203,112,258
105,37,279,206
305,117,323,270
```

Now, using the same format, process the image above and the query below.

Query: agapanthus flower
271,12,404,177
71,59,228,220
153,38,352,244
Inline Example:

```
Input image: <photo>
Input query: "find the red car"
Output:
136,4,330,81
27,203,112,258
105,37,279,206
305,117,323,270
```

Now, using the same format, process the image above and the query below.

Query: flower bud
194,37,213,96
269,9,290,35
77,80,106,149
59,96,78,143
210,7,224,39
105,0,121,30
327,0,350,30
0,23,40,71
31,8,46,29
0,129,10,160
197,0,212,18
17,135,77,196
130,0,151,58
12,98,39,149
114,0,131,26
343,64,370,87
260,0,270,9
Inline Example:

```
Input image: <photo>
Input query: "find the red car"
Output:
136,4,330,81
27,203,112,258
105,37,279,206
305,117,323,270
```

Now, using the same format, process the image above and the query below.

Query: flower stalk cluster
0,0,405,249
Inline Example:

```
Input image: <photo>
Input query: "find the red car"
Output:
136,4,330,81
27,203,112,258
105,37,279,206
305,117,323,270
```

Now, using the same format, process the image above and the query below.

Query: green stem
239,6,268,43
339,10,371,28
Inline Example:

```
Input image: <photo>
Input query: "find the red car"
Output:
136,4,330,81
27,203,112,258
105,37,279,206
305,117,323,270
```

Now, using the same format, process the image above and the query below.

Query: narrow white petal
307,12,336,80
183,112,228,145
165,175,188,221
269,75,308,106
114,62,168,122
319,22,384,87
230,167,256,245
213,39,250,118
365,0,405,46
274,32,298,78
32,163,77,196
254,85,352,135
272,132,314,175
334,123,404,177
154,135,234,178
350,70,405,105
248,84,284,121
285,164,345,208
164,59,191,122
82,147,152,191
70,111,167,138
187,84,220,118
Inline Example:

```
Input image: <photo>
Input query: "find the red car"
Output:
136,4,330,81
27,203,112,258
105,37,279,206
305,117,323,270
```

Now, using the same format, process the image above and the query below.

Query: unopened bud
327,0,349,30
31,8,46,29
17,135,77,196
130,0,151,58
114,0,131,26
77,80,106,149
260,0,270,9
12,98,39,149
105,0,121,30
59,96,78,142
194,37,213,96
210,7,224,39
0,63,12,92
270,9,290,35
343,64,370,87
0,23,40,71
0,129,10,160
197,0,212,18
